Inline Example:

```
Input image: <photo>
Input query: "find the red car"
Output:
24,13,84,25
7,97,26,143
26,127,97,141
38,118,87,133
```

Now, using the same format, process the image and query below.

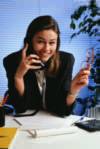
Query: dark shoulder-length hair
24,15,60,76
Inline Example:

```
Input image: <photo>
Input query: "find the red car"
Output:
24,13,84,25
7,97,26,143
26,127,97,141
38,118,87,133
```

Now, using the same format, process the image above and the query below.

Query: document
13,111,80,129
0,127,18,148
14,111,67,129
13,111,80,137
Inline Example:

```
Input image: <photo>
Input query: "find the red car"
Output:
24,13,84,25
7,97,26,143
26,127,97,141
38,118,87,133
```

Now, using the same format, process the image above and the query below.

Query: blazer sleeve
53,52,75,116
3,52,28,113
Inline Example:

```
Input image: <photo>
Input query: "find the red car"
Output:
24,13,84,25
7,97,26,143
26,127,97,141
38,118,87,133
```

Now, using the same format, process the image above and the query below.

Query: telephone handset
26,48,45,69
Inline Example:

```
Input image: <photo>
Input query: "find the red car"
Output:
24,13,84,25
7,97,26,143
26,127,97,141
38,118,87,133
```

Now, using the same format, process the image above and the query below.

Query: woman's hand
70,66,91,95
66,66,91,106
15,44,42,78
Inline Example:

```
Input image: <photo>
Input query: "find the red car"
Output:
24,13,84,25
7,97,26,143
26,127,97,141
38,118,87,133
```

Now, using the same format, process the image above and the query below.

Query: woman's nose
43,43,50,51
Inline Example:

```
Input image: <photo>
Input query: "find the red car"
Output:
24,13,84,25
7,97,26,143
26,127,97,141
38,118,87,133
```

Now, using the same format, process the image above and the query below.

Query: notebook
0,127,18,148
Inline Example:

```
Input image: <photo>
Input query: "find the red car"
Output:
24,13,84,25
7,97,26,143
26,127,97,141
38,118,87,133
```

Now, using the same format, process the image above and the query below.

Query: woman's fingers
74,69,90,85
26,54,42,66
26,54,40,61
21,44,43,70
22,43,29,59
80,68,90,76
26,58,41,66
77,68,90,86
28,65,42,70
78,75,89,84
71,67,91,94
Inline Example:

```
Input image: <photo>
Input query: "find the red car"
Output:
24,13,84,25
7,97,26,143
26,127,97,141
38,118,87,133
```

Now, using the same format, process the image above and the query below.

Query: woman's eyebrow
37,36,57,41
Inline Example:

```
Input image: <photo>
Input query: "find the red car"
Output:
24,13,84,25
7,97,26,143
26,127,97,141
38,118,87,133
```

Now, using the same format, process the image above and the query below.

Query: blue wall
0,0,99,100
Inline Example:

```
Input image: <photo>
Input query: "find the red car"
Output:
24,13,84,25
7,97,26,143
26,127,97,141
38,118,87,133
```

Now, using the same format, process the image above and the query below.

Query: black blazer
3,50,75,116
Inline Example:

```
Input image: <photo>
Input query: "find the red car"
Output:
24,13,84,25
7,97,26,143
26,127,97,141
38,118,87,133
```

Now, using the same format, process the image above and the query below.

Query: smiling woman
3,15,90,117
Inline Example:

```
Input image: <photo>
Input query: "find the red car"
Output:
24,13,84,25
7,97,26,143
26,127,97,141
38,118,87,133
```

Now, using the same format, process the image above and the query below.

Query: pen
27,130,36,138
13,118,22,126
79,116,85,121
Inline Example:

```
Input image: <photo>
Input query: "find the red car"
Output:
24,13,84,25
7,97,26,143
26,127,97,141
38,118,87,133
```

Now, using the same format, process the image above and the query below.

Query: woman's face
32,29,58,62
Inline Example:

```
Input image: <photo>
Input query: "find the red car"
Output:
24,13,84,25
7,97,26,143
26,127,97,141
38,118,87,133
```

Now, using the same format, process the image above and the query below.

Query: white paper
29,126,78,138
13,111,81,129
14,111,64,129
13,111,82,137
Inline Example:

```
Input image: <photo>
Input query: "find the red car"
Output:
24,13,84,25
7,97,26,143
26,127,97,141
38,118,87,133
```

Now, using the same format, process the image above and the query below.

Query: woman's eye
50,42,56,45
37,40,43,43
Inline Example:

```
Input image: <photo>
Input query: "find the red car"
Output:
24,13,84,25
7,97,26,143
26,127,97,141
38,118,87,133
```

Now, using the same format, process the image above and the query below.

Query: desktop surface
4,112,100,149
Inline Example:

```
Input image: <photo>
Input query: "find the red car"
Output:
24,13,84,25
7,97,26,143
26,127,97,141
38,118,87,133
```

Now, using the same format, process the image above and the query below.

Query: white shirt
35,70,46,109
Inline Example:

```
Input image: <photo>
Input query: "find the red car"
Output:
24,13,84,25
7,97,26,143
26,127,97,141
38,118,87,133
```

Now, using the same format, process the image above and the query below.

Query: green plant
70,0,100,106
70,0,100,42
89,49,100,104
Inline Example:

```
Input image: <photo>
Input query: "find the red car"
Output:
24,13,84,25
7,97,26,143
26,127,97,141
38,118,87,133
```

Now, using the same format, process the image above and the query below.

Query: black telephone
75,119,100,132
26,47,46,70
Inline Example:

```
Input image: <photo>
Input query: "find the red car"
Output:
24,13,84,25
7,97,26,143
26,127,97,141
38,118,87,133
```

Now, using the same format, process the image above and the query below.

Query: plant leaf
71,6,87,20
70,20,76,29
70,33,77,39
79,22,83,28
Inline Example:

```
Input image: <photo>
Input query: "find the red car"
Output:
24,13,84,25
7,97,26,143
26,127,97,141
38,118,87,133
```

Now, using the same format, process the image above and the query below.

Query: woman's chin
41,57,50,63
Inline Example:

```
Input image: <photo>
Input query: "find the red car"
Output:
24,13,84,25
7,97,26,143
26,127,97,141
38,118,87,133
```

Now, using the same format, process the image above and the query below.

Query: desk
5,114,100,149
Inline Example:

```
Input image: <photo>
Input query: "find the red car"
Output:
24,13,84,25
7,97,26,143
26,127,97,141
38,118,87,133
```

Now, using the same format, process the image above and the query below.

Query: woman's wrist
14,74,25,96
68,91,79,98
15,72,24,79
66,91,78,105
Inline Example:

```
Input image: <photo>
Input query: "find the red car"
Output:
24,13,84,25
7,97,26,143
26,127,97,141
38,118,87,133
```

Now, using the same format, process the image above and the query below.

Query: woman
3,15,90,116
